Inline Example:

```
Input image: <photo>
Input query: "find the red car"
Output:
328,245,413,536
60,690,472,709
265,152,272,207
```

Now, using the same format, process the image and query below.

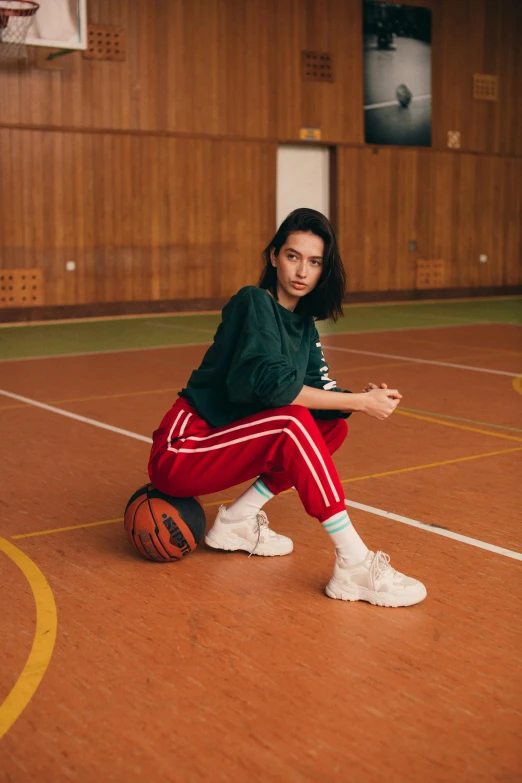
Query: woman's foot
205,505,293,556
325,550,427,607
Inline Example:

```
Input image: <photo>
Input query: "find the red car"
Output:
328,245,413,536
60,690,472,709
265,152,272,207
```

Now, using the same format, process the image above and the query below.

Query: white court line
1,386,520,563
0,321,496,364
364,93,431,111
0,389,151,444
345,499,522,562
323,345,521,378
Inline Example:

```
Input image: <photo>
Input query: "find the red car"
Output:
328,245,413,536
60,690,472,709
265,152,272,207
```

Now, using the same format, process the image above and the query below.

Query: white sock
322,511,369,566
224,478,274,522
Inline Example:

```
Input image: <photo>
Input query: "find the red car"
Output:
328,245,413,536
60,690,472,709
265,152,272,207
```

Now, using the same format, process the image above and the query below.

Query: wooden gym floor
0,299,521,783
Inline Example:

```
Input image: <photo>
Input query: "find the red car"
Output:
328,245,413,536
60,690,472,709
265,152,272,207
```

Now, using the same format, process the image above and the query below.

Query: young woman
148,208,426,608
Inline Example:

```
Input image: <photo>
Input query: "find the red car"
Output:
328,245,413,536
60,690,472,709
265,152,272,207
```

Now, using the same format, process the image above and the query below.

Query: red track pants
148,398,348,522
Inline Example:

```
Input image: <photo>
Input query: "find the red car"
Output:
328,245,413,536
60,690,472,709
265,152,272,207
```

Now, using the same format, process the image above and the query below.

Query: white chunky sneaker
325,550,427,607
205,505,293,557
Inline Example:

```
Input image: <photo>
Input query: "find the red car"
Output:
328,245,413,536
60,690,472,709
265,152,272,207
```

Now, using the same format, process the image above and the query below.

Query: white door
276,145,330,229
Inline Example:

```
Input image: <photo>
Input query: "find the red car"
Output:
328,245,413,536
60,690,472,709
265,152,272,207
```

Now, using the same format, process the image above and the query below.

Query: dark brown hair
258,208,346,321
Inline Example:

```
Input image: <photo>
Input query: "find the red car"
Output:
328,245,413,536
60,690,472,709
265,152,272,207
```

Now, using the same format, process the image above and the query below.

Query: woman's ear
270,248,277,267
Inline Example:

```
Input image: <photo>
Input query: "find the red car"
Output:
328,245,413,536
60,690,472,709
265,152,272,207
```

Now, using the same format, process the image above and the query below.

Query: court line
340,446,522,482
364,93,431,111
335,350,502,376
4,387,522,559
343,500,522,562
0,389,151,444
0,387,181,412
2,384,521,439
394,410,522,444
11,447,522,540
387,334,522,358
334,349,520,380
322,344,521,377
12,517,126,539
0,340,211,363
3,354,446,409
0,322,518,735
143,321,215,335
0,321,494,363
2,382,521,467
336,360,424,375
399,406,522,434
0,311,223,328
0,537,57,740
0,352,478,410
2,295,519,330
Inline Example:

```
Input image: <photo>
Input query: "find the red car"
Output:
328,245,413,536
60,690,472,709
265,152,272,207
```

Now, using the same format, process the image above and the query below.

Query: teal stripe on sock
323,517,347,531
323,512,348,530
253,479,273,500
325,520,352,535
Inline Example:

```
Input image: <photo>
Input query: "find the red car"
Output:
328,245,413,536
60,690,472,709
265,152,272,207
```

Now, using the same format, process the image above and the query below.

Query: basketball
396,83,413,107
123,484,206,562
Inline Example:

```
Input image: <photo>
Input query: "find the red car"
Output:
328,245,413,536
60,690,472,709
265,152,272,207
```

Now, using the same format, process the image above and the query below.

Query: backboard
25,0,87,49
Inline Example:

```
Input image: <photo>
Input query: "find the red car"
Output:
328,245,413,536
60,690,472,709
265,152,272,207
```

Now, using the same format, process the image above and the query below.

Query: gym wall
0,0,520,319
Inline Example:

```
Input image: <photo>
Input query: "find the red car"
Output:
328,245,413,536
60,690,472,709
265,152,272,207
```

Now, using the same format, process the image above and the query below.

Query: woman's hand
362,382,391,393
357,384,402,420
292,384,402,418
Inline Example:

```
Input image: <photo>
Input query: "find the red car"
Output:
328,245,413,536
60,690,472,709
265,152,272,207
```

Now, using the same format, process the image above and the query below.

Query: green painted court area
0,297,520,360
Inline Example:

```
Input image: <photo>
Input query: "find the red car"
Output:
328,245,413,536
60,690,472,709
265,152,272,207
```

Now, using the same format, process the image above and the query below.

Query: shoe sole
324,580,427,608
205,529,293,557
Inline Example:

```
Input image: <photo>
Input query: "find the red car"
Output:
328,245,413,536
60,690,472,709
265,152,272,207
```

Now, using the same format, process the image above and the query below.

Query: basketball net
0,0,39,62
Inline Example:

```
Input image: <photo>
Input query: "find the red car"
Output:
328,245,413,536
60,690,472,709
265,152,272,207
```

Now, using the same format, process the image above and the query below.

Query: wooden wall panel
337,146,522,293
0,0,520,314
435,0,522,155
0,129,276,306
273,0,365,143
0,0,519,153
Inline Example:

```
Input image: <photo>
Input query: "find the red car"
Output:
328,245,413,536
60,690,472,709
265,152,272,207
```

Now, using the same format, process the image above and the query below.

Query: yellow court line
513,376,522,396
0,537,57,741
11,446,522,540
11,505,236,539
335,360,412,374
0,352,518,414
340,446,522,484
49,387,179,405
395,409,522,443
11,517,125,539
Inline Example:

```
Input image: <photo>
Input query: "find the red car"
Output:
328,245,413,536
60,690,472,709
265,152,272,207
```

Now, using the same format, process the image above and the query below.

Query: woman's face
270,231,324,311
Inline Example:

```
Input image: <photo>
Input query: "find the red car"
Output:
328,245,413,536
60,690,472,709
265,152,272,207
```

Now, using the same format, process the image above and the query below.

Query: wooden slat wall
1,0,519,153
0,0,520,310
338,147,522,292
435,0,522,156
0,129,276,304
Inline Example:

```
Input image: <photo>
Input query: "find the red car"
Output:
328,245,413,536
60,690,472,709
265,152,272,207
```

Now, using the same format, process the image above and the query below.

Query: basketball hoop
0,0,39,62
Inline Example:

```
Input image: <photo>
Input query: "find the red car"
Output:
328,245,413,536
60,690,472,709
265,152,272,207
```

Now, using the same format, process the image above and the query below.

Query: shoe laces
369,551,396,587
249,510,271,557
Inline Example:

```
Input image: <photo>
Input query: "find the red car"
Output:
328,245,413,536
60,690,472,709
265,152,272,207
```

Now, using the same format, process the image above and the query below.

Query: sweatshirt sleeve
304,327,352,420
225,290,304,408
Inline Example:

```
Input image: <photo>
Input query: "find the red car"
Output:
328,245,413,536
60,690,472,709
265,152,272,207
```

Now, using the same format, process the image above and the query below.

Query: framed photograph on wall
363,1,432,146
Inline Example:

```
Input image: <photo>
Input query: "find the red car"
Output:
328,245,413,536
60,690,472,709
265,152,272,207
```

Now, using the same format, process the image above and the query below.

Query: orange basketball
124,484,206,562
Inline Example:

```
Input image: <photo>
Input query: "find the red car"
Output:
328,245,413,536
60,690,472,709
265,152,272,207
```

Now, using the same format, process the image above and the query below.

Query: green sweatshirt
180,286,351,427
